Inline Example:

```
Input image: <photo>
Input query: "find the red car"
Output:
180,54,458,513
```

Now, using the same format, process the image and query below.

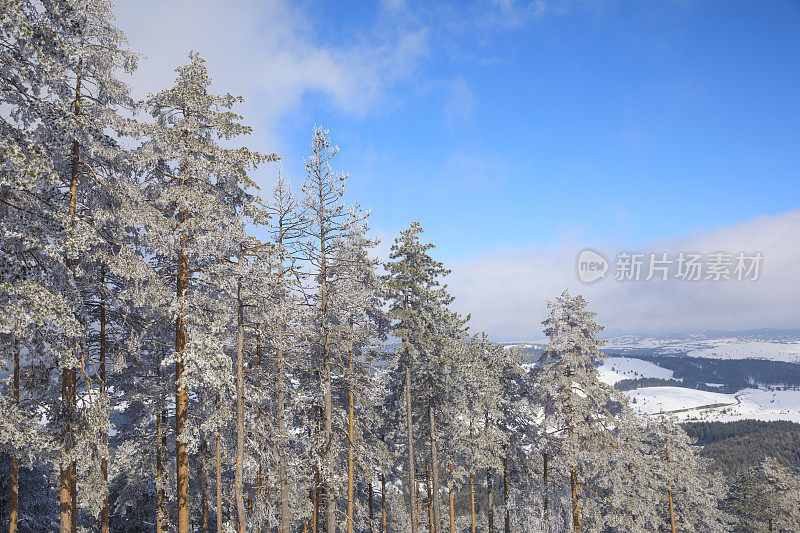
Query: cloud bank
448,211,800,339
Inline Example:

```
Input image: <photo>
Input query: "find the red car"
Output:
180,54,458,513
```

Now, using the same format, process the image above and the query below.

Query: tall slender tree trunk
71,460,77,533
323,355,334,533
175,243,190,533
570,469,580,533
469,472,475,533
10,337,20,533
235,279,246,533
448,459,455,533
277,340,289,531
313,461,320,533
202,438,209,533
405,365,419,533
485,412,493,533
381,473,387,533
403,287,419,533
486,467,494,533
503,456,510,533
156,405,165,533
346,317,355,533
416,479,421,532
469,420,476,533
61,53,83,533
428,397,441,533
369,481,374,533
217,395,223,533
542,452,548,532
99,271,109,533
426,462,434,533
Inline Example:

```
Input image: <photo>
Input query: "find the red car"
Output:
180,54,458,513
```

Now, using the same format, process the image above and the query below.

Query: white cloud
113,0,428,184
448,211,800,339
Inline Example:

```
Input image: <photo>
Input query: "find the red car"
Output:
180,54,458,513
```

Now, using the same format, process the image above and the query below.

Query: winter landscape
2,1,799,532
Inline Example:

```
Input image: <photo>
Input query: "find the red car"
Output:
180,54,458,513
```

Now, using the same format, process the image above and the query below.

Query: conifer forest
2,1,799,532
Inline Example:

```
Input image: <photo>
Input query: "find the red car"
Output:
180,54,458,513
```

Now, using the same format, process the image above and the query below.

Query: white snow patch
625,387,734,415
597,357,674,386
627,387,800,423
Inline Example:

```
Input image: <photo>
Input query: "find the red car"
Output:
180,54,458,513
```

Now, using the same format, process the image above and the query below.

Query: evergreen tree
297,126,370,532
135,52,274,533
381,222,467,533
536,290,646,532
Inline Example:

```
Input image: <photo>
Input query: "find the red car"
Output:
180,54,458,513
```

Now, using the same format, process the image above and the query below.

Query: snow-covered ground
686,341,800,363
625,386,800,423
597,357,675,385
603,331,800,361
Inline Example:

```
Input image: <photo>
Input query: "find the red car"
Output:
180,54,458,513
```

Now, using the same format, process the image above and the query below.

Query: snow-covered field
597,357,675,385
686,341,800,363
603,332,800,361
625,386,800,423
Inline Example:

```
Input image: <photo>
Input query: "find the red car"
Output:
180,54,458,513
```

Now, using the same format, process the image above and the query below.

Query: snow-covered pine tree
381,221,468,533
646,416,730,532
725,465,776,533
332,229,384,533
2,1,143,531
536,289,643,532
297,126,370,533
759,456,800,532
264,171,306,531
1,3,77,530
723,455,799,533
135,52,275,533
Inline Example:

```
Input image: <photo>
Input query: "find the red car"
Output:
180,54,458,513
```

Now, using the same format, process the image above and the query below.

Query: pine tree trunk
70,460,77,533
60,369,71,533
156,405,165,533
486,467,494,533
217,394,223,533
426,462,434,533
323,355,334,533
10,337,19,533
346,319,355,533
61,51,83,533
235,279,246,533
313,463,320,533
485,411,493,533
448,458,455,533
368,481,374,533
381,473,387,533
99,271,109,533
416,479,421,532
503,456,509,533
176,245,190,533
202,438,209,533
570,469,580,533
277,341,289,531
405,365,419,533
470,472,476,533
542,452,548,531
428,398,441,533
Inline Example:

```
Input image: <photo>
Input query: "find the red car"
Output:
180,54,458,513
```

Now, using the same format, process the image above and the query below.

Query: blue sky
117,0,800,337
274,0,800,258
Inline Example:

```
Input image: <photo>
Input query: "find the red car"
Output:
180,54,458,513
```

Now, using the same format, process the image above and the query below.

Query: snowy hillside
602,330,800,361
624,387,800,423
597,357,675,385
687,341,800,363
